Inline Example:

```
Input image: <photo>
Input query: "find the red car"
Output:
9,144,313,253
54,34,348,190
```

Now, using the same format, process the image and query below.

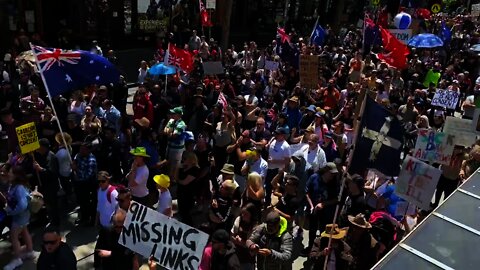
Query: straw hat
153,174,170,188
220,164,235,175
320,224,348,239
129,147,150,158
55,132,72,146
348,213,372,229
134,117,150,128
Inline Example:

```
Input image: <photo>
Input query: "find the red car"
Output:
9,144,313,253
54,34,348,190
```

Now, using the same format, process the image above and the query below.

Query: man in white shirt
265,127,291,206
298,134,327,176
94,171,118,268
241,147,268,183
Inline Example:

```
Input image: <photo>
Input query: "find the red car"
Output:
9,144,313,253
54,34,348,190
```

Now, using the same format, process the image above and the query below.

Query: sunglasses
43,240,57,245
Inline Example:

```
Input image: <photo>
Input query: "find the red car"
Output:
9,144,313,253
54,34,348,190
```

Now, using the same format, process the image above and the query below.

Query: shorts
167,147,184,167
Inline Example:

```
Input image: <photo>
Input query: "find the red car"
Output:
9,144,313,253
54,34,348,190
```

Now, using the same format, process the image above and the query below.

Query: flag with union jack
31,44,120,97
164,43,194,73
217,92,228,109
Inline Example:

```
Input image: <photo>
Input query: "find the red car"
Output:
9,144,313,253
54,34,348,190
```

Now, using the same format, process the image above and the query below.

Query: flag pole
310,16,320,46
29,43,73,163
323,91,368,270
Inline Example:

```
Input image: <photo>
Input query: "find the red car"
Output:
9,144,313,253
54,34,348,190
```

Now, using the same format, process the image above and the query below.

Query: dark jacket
211,242,241,270
37,242,77,270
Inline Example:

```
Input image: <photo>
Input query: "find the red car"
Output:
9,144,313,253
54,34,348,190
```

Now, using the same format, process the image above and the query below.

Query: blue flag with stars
310,17,326,46
348,97,404,176
31,45,120,97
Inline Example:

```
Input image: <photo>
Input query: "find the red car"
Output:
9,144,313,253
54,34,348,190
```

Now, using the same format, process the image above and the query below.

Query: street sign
206,0,216,9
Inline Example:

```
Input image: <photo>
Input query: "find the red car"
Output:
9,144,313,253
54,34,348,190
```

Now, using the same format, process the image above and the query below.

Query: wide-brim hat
348,214,372,229
153,174,170,188
55,132,72,146
129,147,150,158
288,96,299,103
307,105,317,112
220,164,235,175
320,224,348,239
169,106,183,115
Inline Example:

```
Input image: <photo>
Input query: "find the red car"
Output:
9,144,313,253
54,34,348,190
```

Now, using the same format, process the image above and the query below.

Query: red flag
277,27,291,44
376,27,409,70
164,44,194,73
217,92,228,109
199,0,212,27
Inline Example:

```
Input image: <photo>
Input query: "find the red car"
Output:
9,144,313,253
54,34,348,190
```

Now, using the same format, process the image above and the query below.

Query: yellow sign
372,0,380,6
431,3,441,14
16,122,40,154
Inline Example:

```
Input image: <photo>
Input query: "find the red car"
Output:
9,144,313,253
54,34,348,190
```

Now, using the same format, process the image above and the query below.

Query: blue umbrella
407,33,444,48
148,63,176,75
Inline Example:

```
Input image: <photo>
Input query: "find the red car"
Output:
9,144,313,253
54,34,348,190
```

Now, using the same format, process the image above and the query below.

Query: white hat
3,53,11,62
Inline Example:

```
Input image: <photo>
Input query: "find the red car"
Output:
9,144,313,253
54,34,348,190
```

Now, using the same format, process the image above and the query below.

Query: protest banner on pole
202,61,224,75
299,55,319,89
395,156,441,210
413,129,454,165
431,89,460,109
119,201,209,270
16,122,40,154
265,60,279,71
387,29,413,44
444,116,477,147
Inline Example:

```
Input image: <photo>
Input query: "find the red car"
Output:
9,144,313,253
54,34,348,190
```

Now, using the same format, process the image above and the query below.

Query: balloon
394,12,412,29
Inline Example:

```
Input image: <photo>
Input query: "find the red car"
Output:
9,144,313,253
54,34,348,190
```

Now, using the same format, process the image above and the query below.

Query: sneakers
4,258,23,270
21,251,35,260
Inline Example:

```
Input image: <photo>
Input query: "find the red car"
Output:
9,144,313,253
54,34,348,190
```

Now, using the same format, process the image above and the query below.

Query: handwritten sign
395,156,441,210
203,61,224,75
431,89,459,109
265,60,279,71
119,201,209,270
299,55,319,89
444,117,476,147
16,122,40,154
473,4,480,16
388,29,413,44
413,129,454,165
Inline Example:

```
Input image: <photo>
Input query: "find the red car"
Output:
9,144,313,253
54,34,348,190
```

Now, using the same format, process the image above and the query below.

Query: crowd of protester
0,8,480,270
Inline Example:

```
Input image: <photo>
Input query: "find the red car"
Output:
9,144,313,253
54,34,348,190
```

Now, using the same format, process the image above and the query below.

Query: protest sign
472,3,480,16
413,129,454,165
203,61,224,75
206,0,216,9
388,29,413,44
119,201,209,270
395,156,441,210
444,116,476,147
299,55,319,89
265,60,279,71
431,89,459,109
16,122,40,154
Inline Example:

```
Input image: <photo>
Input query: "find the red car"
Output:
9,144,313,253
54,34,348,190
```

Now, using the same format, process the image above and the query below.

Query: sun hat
129,147,150,158
153,174,170,188
97,171,111,181
220,164,235,175
55,132,72,146
348,213,372,229
288,96,299,103
307,105,317,112
320,224,348,239
134,117,151,128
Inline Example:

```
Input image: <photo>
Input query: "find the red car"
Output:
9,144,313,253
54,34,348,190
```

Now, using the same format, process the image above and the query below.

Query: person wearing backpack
3,166,34,270
94,171,118,269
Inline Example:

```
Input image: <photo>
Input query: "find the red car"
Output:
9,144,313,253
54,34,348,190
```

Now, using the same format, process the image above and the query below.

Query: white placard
444,116,477,147
119,201,209,270
431,89,460,109
206,0,216,9
413,129,454,165
388,29,413,44
395,156,441,210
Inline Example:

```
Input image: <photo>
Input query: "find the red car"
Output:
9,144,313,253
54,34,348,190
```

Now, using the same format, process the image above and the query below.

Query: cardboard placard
413,129,454,165
203,61,224,75
387,29,413,45
395,156,441,210
431,89,460,109
119,201,209,270
299,55,319,89
16,122,40,154
444,117,477,147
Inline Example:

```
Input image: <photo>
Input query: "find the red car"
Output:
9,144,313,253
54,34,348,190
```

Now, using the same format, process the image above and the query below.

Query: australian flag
31,45,120,97
310,17,326,46
349,97,404,176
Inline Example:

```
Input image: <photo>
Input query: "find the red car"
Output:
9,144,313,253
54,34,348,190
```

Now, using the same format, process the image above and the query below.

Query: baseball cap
325,162,339,174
